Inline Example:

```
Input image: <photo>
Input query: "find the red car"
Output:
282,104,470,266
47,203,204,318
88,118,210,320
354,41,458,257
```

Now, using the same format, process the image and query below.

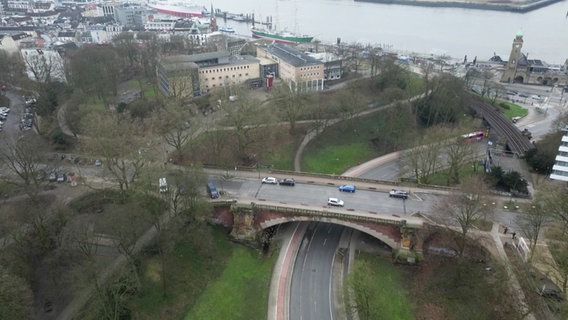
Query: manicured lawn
498,101,528,119
303,142,376,175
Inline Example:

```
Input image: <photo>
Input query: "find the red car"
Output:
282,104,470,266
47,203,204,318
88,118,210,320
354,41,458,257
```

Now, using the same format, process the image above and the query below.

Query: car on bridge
389,189,408,199
327,198,344,207
279,178,295,186
262,177,278,184
338,184,356,193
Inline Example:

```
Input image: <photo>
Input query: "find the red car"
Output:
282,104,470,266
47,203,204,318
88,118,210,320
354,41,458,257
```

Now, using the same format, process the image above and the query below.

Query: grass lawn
184,246,275,320
303,142,376,175
497,101,528,119
352,253,415,320
302,112,407,174
426,161,484,186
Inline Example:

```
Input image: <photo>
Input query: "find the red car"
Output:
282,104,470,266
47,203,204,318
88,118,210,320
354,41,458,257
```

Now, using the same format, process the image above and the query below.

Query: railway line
468,96,534,156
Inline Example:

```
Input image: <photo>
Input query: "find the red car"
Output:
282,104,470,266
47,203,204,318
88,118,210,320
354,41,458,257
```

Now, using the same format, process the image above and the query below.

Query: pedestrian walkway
489,222,536,320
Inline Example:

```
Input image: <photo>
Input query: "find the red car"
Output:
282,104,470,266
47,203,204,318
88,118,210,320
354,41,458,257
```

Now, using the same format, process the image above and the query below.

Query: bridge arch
258,216,400,249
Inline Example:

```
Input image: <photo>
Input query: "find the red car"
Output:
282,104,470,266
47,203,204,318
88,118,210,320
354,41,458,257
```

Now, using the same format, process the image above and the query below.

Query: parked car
279,178,295,186
95,159,102,166
389,189,408,199
48,171,57,182
207,181,219,199
262,177,278,184
328,197,344,207
338,184,356,193
56,172,66,183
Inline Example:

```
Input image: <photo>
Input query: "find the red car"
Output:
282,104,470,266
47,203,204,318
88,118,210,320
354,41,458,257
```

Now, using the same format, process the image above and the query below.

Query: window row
552,169,568,177
300,73,320,78
555,160,568,167
300,66,319,71
201,65,250,73
204,74,249,81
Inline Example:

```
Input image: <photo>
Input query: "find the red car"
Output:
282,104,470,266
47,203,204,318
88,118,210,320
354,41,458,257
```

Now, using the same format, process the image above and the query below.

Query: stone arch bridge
212,200,425,263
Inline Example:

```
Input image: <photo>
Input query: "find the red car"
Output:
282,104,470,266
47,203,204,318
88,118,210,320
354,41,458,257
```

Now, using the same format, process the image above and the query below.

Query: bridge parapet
248,202,421,227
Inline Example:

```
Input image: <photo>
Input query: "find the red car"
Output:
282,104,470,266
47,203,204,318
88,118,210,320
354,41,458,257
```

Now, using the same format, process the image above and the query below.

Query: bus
461,131,484,142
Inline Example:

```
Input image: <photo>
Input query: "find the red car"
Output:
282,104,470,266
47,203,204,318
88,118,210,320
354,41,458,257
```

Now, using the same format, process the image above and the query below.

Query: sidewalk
489,223,535,320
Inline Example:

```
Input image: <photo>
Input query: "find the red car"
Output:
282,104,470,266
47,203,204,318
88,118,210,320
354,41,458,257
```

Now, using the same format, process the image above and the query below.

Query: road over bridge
212,199,424,262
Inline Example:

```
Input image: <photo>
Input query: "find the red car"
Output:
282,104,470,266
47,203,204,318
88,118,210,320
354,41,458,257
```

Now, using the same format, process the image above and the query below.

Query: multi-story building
550,128,568,182
157,50,260,97
501,31,568,86
256,42,325,91
113,4,150,29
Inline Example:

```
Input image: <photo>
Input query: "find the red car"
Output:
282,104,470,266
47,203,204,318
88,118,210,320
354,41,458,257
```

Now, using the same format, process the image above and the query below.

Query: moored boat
219,26,235,33
251,27,313,44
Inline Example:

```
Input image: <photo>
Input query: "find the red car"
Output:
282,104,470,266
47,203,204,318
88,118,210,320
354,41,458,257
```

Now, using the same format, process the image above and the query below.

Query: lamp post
403,197,407,215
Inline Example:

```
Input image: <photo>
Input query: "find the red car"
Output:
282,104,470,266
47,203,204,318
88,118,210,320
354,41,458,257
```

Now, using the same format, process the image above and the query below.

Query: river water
209,0,568,64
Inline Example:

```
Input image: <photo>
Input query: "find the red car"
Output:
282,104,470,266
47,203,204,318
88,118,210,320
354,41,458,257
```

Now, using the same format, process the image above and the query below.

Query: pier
213,9,273,26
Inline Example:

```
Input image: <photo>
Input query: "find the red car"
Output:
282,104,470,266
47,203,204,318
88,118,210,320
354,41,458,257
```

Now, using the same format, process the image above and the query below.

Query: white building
550,130,568,182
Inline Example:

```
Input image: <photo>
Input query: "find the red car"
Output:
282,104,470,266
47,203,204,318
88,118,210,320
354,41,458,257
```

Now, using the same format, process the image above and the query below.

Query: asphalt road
289,222,343,320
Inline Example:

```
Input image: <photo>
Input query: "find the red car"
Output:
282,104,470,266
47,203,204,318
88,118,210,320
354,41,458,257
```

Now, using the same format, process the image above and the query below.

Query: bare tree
444,138,476,185
400,129,446,184
80,112,147,197
152,101,197,161
0,135,46,200
516,202,550,264
220,89,274,161
22,49,65,83
434,176,493,257
272,83,307,133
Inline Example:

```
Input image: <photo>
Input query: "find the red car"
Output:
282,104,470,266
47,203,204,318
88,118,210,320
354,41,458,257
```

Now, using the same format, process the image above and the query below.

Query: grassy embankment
130,226,276,320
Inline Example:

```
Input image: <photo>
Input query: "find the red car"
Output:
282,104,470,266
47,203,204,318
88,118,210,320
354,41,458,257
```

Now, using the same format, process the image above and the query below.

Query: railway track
468,96,534,156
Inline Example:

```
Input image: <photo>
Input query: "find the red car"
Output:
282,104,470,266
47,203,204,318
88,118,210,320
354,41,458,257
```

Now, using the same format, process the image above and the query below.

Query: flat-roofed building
157,50,260,97
256,42,324,91
156,55,200,98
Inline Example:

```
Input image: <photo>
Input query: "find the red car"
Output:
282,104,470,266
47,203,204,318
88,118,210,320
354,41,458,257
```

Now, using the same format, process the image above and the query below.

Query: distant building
551,128,568,182
256,42,325,91
113,4,150,29
501,31,568,86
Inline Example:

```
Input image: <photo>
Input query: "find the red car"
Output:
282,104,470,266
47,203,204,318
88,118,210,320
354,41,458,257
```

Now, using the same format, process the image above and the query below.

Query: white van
159,177,168,193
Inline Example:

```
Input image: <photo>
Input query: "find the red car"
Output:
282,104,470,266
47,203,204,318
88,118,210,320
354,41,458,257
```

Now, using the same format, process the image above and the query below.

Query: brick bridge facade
212,200,424,263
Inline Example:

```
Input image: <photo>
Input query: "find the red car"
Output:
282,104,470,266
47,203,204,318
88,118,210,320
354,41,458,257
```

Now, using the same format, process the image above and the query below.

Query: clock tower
501,30,524,83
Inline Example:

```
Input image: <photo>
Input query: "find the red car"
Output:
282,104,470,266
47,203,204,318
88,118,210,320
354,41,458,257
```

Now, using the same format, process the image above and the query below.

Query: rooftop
260,42,321,67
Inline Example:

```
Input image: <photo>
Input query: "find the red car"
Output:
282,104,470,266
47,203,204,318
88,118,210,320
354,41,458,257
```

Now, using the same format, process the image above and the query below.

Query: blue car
338,184,356,193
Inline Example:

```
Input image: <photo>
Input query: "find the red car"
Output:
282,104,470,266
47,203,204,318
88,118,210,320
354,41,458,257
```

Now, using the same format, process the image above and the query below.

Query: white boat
219,26,235,33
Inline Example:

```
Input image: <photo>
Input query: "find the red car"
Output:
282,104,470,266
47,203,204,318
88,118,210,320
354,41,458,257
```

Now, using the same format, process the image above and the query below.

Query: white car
328,197,344,207
389,189,408,199
262,177,278,184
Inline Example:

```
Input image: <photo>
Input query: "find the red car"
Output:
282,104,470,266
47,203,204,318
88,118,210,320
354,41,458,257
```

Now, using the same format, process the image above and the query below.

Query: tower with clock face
501,31,524,83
